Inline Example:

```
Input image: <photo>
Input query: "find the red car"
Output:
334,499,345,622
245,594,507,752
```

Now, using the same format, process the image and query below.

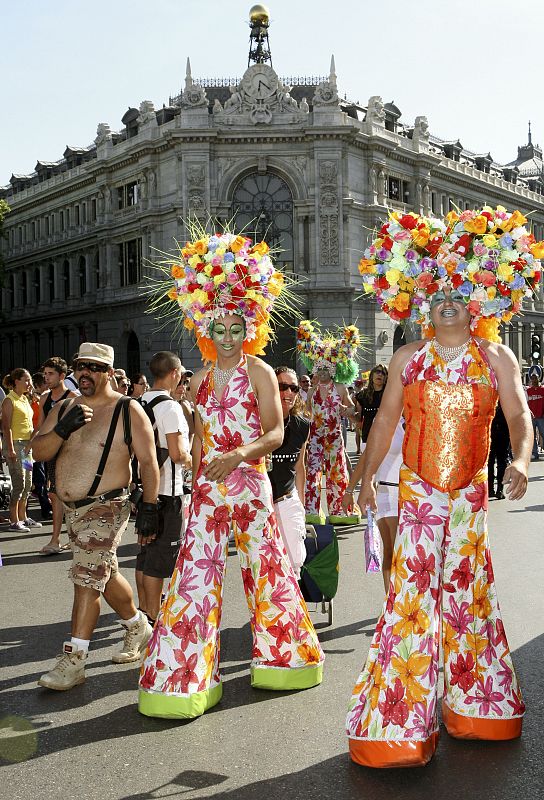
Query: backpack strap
57,398,71,421
121,396,133,454
88,398,125,497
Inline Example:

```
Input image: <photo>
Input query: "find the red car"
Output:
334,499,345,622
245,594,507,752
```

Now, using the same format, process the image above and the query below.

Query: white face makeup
430,289,470,329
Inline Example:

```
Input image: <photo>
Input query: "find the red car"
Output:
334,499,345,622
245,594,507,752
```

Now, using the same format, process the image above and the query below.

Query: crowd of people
1,206,542,770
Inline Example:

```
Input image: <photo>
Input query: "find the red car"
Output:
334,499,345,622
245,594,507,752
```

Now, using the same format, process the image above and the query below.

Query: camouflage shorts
64,495,130,592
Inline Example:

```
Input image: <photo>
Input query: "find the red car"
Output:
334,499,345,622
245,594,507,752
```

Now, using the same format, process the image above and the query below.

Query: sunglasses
373,370,386,376
75,360,110,373
278,382,300,393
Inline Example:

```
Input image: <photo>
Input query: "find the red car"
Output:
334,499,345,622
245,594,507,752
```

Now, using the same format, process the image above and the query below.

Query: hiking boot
112,611,152,664
38,643,86,691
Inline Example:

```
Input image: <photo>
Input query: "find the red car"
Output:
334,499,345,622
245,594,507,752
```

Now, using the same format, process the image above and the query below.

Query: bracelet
345,488,354,494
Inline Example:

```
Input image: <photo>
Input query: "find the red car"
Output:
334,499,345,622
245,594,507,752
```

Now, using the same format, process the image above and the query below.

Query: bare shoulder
477,338,518,371
247,355,274,377
389,339,425,372
190,365,209,397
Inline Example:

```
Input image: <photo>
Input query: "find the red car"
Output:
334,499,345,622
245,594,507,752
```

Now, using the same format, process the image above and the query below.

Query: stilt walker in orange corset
297,321,362,525
139,222,324,719
349,206,542,767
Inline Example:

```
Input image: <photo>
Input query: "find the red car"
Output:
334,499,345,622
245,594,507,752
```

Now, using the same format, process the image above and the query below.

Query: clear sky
2,0,543,186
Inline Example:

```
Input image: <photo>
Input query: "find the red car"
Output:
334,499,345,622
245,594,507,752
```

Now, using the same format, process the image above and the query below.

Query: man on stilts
139,224,324,719
348,206,541,767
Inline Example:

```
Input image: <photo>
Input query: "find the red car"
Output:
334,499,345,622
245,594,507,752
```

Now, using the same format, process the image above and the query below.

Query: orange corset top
402,380,498,491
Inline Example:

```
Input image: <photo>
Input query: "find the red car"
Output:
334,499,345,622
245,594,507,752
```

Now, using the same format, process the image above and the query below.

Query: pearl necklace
213,359,242,393
432,338,471,363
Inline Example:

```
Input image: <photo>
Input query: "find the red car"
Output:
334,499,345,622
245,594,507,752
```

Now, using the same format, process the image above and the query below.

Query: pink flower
194,542,224,586
166,650,199,693
465,482,488,512
464,676,504,716
406,543,436,593
450,556,474,591
171,614,199,651
401,500,444,545
443,596,473,636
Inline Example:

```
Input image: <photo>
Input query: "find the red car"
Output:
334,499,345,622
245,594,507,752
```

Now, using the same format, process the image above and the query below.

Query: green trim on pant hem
305,513,326,525
138,683,222,719
251,663,323,691
328,514,361,525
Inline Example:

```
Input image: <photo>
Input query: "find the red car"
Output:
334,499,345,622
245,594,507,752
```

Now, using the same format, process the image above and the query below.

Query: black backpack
140,395,178,495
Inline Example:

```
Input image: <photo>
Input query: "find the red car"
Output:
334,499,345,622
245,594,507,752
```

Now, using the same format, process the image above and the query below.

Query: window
60,210,64,230
48,263,55,302
119,238,142,286
231,173,294,272
117,181,139,210
21,271,28,305
91,199,97,221
75,205,80,225
78,256,87,296
386,176,410,203
45,217,49,236
34,267,41,304
94,252,100,289
62,260,70,300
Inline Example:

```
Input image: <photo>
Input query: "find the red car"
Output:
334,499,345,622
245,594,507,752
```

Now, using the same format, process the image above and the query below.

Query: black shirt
269,414,310,502
356,389,384,443
43,389,71,419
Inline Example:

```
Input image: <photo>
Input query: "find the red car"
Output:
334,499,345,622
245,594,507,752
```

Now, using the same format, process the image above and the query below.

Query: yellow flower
445,211,460,225
398,275,415,292
367,659,386,710
497,262,514,281
202,642,214,682
466,631,488,658
204,264,213,277
412,226,430,247
511,289,525,303
464,215,488,234
182,243,196,257
501,210,527,232
385,268,401,285
482,234,497,248
189,254,201,269
194,289,209,304
213,272,224,285
167,287,178,301
391,651,431,707
393,593,430,637
486,286,497,300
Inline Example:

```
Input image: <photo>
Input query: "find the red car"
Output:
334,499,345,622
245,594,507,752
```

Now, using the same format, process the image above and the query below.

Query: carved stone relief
319,160,340,266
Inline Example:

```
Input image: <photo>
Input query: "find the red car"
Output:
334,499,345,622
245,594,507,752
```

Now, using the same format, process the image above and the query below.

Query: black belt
274,490,295,504
65,487,128,510
378,481,399,487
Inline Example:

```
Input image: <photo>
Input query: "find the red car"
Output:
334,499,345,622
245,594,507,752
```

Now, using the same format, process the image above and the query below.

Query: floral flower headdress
358,206,544,341
296,320,363,384
148,218,297,361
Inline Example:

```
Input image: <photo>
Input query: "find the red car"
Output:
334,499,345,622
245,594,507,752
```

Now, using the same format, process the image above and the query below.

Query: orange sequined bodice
401,339,498,491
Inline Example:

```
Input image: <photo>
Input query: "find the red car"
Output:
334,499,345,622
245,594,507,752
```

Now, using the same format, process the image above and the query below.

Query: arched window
231,172,296,364
79,256,87,296
231,173,294,272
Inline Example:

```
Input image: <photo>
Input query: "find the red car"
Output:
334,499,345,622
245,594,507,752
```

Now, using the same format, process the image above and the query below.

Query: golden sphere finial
249,4,270,25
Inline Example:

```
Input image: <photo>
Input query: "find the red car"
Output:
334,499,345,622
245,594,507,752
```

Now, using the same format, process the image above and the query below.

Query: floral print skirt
347,464,524,768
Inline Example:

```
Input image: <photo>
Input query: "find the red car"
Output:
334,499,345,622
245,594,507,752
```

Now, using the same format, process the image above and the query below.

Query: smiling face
14,371,32,395
430,288,471,331
276,370,299,418
211,314,246,360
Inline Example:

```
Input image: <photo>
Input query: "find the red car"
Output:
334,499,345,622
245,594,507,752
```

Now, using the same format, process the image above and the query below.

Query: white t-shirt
142,390,189,496
376,418,405,484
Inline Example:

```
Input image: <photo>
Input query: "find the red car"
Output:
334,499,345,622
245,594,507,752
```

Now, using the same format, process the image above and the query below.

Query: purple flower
377,247,391,261
419,256,435,270
405,249,417,262
458,281,473,296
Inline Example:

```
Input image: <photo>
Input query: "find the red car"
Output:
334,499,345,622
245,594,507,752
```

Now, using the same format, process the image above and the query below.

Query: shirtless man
35,356,78,555
33,342,160,691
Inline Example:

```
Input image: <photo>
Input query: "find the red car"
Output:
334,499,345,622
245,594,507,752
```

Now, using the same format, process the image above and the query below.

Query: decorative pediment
212,64,308,125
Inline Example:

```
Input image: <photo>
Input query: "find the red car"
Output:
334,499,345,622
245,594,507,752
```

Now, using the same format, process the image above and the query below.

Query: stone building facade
2,50,544,377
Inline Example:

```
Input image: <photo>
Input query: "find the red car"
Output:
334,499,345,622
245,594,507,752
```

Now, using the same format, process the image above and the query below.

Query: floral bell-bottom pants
347,465,525,768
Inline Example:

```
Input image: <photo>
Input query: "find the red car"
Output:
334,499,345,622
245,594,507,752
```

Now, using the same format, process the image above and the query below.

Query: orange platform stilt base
349,731,439,769
442,702,522,741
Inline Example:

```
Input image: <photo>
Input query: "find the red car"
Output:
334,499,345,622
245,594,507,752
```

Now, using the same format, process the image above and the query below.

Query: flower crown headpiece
296,320,362,384
149,219,297,361
358,206,544,341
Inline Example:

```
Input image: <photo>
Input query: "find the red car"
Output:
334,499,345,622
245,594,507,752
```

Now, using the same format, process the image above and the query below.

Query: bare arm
487,343,532,500
191,410,203,487
305,386,315,417
166,431,191,469
1,398,15,459
130,403,160,503
204,358,284,483
295,441,307,500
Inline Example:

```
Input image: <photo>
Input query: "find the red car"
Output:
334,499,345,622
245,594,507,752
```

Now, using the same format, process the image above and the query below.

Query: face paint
210,317,246,353
430,289,467,308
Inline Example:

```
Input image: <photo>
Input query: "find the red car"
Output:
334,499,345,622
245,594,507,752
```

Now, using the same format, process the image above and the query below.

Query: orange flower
391,292,410,312
412,226,430,247
171,264,184,279
393,593,430,637
501,210,527,232
193,239,208,255
391,543,408,594
358,258,376,275
230,235,247,253
445,210,460,225
367,659,386,710
459,529,486,567
464,215,488,234
391,651,431,707
469,579,492,620
167,287,178,301
251,241,269,256
530,241,544,259
442,621,460,663
466,630,488,658
297,643,322,664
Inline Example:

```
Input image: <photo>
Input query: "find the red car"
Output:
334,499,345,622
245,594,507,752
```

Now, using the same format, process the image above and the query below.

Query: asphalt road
1,443,543,800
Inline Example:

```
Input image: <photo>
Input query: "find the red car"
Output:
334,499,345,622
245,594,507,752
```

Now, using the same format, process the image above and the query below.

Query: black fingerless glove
136,502,159,537
54,405,87,440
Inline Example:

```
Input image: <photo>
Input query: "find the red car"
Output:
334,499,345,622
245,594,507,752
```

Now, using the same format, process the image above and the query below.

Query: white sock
70,637,90,653
121,611,140,627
